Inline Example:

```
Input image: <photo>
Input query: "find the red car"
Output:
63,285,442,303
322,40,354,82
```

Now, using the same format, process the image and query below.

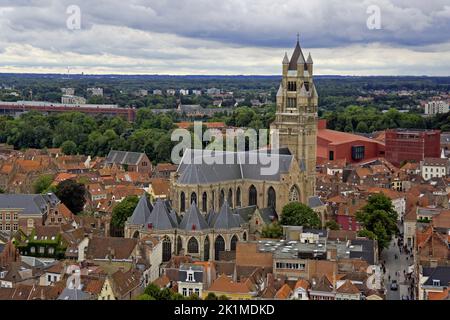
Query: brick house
105,150,152,175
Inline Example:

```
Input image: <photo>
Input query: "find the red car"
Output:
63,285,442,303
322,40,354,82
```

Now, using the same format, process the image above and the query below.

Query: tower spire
297,32,300,43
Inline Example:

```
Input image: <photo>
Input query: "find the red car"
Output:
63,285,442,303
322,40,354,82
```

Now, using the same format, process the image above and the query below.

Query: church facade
170,38,318,216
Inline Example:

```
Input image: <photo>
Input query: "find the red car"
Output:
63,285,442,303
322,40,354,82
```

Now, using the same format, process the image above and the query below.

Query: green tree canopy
111,195,139,228
356,193,398,251
261,222,283,239
325,220,340,231
32,174,54,194
280,202,321,228
55,179,86,214
61,140,78,155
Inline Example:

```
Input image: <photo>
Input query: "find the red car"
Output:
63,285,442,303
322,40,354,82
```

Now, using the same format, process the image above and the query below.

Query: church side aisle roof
145,199,178,230
212,201,241,229
179,202,209,231
128,194,152,225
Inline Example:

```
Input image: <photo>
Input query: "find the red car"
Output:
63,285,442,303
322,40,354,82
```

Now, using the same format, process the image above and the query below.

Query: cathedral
125,38,319,262
170,38,318,215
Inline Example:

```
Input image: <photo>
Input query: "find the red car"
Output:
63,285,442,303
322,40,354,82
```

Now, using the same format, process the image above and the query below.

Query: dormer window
147,223,153,229
433,279,441,286
186,271,194,282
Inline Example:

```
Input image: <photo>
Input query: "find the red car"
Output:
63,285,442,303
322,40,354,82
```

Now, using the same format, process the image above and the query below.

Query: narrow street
380,224,415,300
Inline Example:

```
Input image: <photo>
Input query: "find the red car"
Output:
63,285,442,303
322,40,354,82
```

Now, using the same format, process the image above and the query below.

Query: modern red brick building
317,120,385,164
385,129,441,167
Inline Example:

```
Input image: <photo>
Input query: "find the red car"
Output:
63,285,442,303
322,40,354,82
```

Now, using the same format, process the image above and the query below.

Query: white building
152,89,163,95
206,88,221,95
87,87,104,97
420,158,449,181
166,89,176,96
61,95,86,105
61,88,75,96
177,264,204,298
179,89,189,96
192,90,202,96
424,100,449,115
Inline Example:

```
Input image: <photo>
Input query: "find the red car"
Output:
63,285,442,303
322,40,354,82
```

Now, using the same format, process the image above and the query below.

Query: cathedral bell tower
270,36,318,201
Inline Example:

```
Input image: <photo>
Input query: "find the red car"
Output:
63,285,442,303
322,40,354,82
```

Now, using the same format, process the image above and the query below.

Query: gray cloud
0,0,449,75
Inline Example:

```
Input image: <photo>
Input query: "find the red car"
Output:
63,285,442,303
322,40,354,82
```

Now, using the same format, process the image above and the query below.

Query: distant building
61,88,75,96
179,89,189,96
206,88,221,95
317,120,385,164
134,89,148,97
192,90,202,96
385,129,441,167
0,193,60,235
420,158,449,181
61,95,86,105
424,100,449,115
87,87,103,97
152,89,163,95
166,89,176,96
105,150,152,174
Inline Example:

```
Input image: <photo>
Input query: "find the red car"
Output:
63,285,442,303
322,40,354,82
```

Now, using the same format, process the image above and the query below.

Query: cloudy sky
0,0,449,75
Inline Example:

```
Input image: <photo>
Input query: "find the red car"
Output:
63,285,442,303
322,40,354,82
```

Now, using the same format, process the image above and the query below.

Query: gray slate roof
308,196,324,208
0,194,59,216
211,201,241,229
179,203,209,231
57,288,91,300
423,266,450,287
106,150,145,166
234,206,257,223
177,149,293,185
258,207,278,224
129,194,153,225
146,199,178,230
178,264,203,283
288,40,306,70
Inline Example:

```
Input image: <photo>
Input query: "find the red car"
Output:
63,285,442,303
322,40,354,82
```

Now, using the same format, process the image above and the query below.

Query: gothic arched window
267,186,276,209
236,187,241,207
230,235,239,251
162,237,172,262
191,192,197,205
180,192,186,213
176,236,183,255
227,189,233,206
214,235,225,261
202,192,207,213
249,185,257,206
187,237,199,254
219,189,225,207
289,185,300,202
204,236,210,261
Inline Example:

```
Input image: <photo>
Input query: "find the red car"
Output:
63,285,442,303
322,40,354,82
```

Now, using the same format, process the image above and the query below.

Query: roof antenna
297,32,300,43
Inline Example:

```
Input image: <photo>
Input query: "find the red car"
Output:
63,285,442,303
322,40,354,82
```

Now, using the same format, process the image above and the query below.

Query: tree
325,220,340,230
356,193,398,251
55,179,86,214
61,140,77,155
261,222,283,238
111,196,139,229
32,174,54,194
143,283,161,298
280,202,321,228
205,292,218,300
